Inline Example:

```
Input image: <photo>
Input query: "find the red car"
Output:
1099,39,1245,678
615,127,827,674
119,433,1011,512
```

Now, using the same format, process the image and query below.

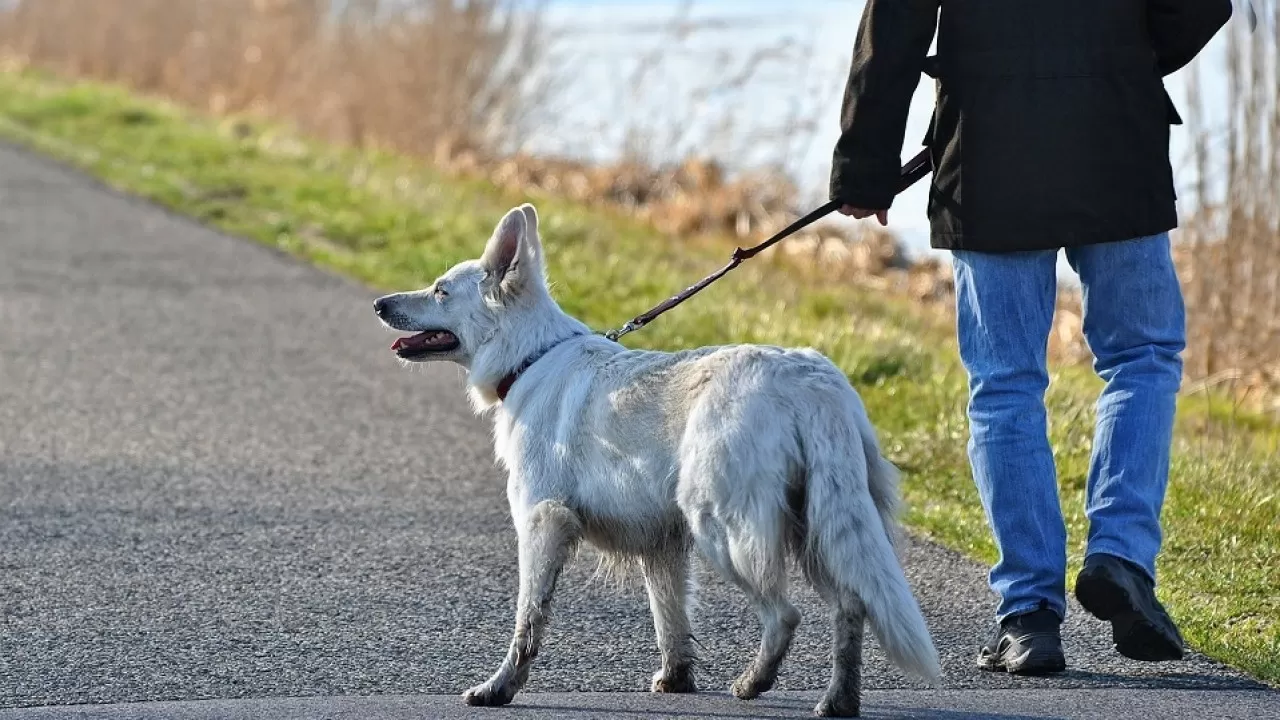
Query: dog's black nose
373,297,388,316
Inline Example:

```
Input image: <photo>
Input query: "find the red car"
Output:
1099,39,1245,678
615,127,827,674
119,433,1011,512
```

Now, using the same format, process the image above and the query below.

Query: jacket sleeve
830,0,939,210
1147,0,1234,76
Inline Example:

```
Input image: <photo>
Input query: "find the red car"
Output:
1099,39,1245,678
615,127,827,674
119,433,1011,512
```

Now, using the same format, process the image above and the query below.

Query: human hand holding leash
839,206,888,226
835,146,930,227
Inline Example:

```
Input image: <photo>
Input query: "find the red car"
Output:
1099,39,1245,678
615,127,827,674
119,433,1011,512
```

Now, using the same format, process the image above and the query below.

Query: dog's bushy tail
803,402,942,685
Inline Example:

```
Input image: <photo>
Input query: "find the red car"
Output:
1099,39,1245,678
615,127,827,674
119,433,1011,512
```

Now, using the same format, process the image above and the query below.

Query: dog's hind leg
642,547,698,693
463,500,582,707
819,595,867,717
815,598,866,718
729,540,800,701
690,512,799,701
803,559,865,717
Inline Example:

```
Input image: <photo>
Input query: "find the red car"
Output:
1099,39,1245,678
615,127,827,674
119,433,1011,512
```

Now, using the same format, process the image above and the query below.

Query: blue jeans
952,233,1186,622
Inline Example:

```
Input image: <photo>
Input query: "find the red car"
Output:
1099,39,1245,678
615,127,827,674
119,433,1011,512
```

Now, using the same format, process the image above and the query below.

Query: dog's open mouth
391,330,460,358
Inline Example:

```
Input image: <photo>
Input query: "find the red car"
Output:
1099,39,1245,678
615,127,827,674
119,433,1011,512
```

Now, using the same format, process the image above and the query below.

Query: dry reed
1178,4,1280,407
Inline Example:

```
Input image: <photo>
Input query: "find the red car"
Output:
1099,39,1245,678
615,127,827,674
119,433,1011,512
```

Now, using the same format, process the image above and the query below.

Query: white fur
375,204,941,717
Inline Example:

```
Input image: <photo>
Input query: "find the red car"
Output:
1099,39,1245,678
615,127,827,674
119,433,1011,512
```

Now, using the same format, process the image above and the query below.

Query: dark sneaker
1074,553,1184,662
976,607,1067,675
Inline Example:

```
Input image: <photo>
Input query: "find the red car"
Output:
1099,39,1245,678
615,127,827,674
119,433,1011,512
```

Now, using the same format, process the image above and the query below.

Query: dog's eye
434,286,448,300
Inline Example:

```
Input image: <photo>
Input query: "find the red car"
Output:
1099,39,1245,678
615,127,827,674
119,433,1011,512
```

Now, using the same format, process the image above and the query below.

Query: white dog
374,204,941,717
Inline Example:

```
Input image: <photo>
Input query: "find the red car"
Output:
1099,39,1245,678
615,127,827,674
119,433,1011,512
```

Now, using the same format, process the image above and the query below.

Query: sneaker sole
976,653,1067,676
1075,572,1183,662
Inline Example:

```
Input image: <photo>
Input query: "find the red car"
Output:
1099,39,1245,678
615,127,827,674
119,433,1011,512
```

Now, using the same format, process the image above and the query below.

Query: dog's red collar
495,369,523,402
494,334,586,403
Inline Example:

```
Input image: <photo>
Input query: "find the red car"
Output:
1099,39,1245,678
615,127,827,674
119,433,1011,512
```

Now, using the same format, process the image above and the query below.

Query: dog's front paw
651,665,697,693
462,681,516,707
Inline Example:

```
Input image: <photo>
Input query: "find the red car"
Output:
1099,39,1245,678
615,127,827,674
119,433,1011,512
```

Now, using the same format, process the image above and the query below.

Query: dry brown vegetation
1176,4,1280,408
0,0,1276,407
0,0,553,155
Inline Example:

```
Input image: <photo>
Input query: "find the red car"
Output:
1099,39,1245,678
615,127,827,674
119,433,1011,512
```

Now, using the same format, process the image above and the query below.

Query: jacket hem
930,221,1179,253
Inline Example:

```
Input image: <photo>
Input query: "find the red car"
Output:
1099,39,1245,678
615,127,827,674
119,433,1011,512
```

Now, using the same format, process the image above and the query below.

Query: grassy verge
0,70,1275,684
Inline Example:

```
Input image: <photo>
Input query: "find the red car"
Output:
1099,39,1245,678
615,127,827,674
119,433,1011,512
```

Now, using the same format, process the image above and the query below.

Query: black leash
603,147,932,342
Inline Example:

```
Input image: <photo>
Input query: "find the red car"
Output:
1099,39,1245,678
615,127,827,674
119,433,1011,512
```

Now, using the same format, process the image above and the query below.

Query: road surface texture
0,141,1275,719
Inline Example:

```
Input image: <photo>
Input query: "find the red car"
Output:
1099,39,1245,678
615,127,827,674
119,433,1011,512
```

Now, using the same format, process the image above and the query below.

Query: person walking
829,0,1233,675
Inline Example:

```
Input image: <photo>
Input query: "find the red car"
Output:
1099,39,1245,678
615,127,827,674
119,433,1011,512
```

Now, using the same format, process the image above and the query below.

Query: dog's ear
481,207,525,284
519,203,544,266
480,205,543,296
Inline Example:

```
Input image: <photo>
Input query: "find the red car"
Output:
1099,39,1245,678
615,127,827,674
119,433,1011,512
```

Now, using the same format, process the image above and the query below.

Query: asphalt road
0,141,1275,719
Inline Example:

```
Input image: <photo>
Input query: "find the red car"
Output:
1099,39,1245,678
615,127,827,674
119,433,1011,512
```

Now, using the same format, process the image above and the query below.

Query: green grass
0,70,1275,684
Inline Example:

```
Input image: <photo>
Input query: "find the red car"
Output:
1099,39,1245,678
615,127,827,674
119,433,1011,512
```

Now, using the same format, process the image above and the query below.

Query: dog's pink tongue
391,333,427,351
392,331,451,351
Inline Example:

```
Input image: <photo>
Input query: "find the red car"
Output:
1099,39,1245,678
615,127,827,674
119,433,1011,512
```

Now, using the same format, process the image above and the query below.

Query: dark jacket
829,0,1233,252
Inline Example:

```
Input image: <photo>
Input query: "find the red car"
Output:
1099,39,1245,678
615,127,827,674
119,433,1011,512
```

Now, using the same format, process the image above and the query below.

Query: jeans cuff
996,599,1065,624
